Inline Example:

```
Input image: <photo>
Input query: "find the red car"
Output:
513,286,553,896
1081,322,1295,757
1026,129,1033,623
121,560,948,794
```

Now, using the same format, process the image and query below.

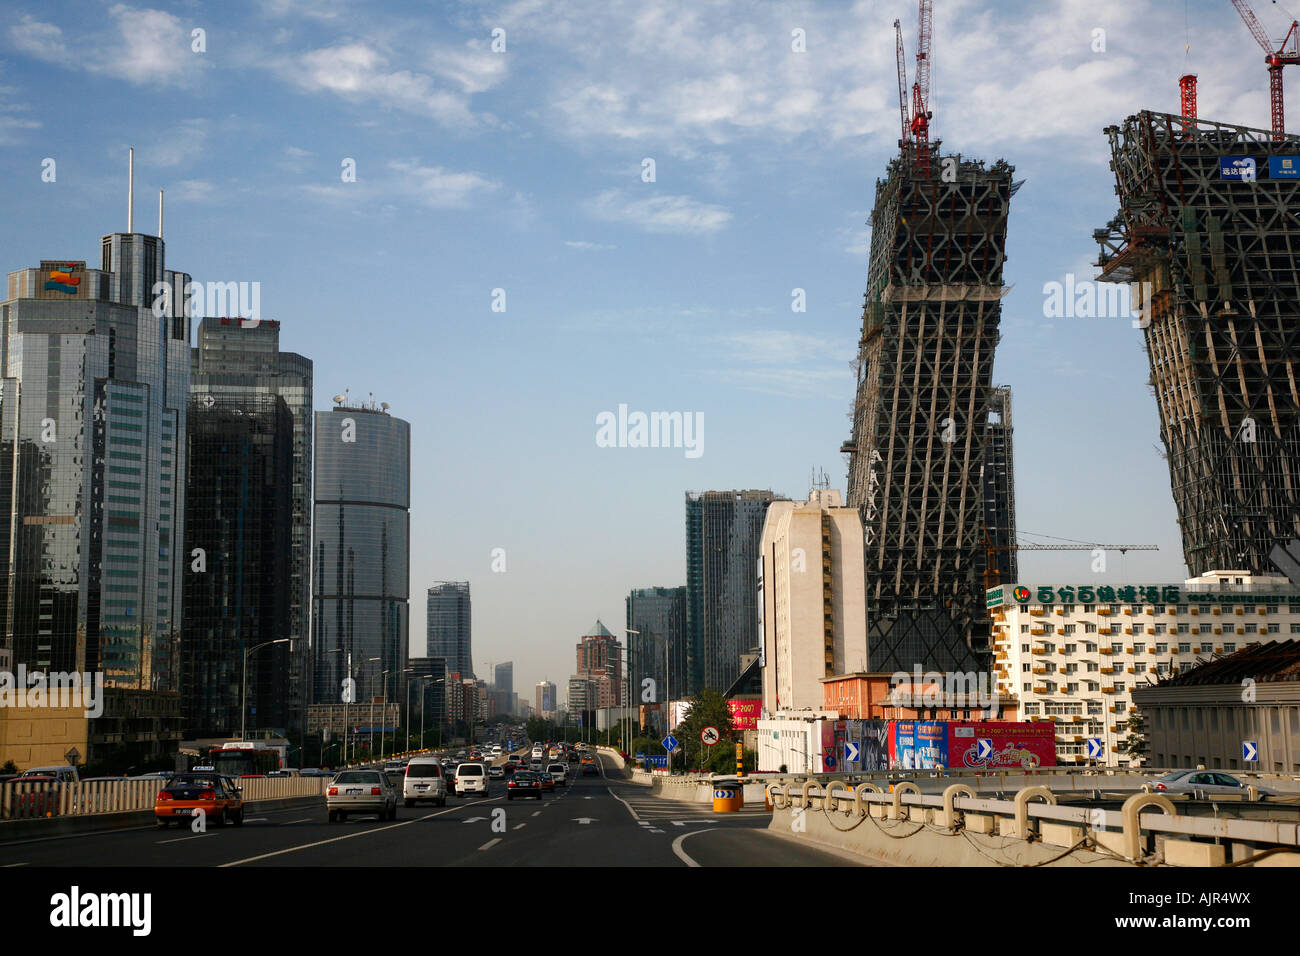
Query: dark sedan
507,771,543,800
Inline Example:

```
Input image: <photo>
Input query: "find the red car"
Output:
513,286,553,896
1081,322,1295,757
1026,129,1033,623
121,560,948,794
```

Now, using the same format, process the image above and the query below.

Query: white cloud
565,240,616,251
389,160,500,207
145,119,207,168
9,16,66,61
584,188,731,234
429,40,508,94
8,6,200,86
170,179,215,202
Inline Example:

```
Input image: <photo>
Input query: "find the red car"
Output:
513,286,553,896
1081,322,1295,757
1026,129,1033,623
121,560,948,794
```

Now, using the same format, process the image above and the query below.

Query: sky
1,0,1288,701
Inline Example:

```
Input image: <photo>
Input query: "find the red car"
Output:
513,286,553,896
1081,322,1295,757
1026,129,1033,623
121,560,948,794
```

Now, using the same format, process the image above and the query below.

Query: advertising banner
889,720,916,769
727,698,761,730
946,721,1057,769
1269,156,1300,179
915,721,949,769
1220,156,1257,181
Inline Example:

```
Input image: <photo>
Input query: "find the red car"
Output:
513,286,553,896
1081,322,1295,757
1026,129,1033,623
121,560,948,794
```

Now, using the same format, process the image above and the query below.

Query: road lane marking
281,818,313,825
671,828,718,867
531,811,541,817
607,787,641,821
479,838,501,850
217,797,502,867
243,818,269,823
157,833,216,845
2,862,29,867
513,823,526,830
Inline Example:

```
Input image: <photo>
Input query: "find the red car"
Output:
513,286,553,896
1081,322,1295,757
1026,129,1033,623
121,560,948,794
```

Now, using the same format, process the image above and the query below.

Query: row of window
1018,641,1249,654
1030,604,1298,614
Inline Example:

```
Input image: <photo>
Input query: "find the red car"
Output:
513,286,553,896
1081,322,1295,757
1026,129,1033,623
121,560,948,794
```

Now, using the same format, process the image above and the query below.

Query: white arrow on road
572,817,598,824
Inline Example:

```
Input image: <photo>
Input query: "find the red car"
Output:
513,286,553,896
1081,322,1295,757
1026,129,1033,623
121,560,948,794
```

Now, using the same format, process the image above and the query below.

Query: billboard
1220,156,1257,181
889,720,916,769
727,698,761,730
915,721,948,769
1270,156,1300,179
946,721,1057,770
839,719,890,771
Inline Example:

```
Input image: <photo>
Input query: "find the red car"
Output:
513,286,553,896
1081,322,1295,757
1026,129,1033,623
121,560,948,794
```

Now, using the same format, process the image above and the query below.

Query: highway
0,754,862,867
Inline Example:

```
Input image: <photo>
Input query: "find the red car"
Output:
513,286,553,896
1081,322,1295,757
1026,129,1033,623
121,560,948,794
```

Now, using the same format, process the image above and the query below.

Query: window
1084,604,1096,613
1201,642,1213,653
1066,683,1079,694
1064,643,1076,654
1085,622,1097,633
1115,721,1127,735
1115,700,1127,713
1063,625,1076,636
1087,661,1099,672
1022,663,1031,672
1155,643,1168,654
1111,642,1123,653
1022,683,1032,692
1243,606,1255,614
1021,625,1029,634
1088,701,1103,715
1177,623,1189,633
1109,605,1120,614
1177,605,1187,614
1022,702,1039,715
1153,623,1166,634
1268,624,1279,634
1084,643,1096,653
1267,605,1278,614
1179,642,1191,653
1021,644,1030,652
1063,605,1075,614
1224,643,1236,653
1134,643,1146,654
1291,624,1300,634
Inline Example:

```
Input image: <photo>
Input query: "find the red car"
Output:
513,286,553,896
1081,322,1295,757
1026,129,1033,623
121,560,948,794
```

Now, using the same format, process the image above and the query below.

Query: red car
536,771,556,793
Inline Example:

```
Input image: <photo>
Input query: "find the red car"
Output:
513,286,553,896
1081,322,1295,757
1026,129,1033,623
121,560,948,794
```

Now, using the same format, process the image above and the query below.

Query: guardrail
0,776,330,820
765,781,1300,866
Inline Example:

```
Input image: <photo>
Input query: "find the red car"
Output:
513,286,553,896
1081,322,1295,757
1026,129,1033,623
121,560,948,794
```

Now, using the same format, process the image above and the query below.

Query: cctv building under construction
1094,111,1300,575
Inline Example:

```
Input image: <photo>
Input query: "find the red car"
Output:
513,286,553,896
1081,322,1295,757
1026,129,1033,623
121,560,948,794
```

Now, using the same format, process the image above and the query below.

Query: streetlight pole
625,629,640,762
242,638,291,742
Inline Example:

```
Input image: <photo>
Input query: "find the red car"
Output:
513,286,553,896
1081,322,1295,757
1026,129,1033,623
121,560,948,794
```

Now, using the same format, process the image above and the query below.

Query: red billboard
727,699,761,730
946,722,1057,770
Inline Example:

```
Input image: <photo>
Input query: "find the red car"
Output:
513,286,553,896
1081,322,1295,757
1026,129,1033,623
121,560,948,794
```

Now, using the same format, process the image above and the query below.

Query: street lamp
242,639,291,742
624,629,640,761
363,657,381,760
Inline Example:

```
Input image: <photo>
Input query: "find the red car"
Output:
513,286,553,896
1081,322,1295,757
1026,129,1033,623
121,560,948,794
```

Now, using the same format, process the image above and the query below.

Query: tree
675,688,734,771
1124,708,1147,764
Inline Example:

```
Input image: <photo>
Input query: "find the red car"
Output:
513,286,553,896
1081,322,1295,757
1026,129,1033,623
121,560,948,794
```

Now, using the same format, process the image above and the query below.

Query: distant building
535,680,556,718
758,488,867,714
427,582,472,680
626,586,685,714
312,402,411,707
685,490,782,694
494,661,513,696
576,620,622,707
405,656,449,744
1133,640,1300,774
990,570,1300,767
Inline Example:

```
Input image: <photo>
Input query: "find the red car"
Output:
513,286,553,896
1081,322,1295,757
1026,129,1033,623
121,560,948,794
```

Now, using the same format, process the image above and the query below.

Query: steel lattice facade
1095,111,1300,577
845,148,1017,656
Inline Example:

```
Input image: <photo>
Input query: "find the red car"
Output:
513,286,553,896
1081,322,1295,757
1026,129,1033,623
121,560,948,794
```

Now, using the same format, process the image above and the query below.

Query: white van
454,762,488,796
403,757,448,807
19,765,79,785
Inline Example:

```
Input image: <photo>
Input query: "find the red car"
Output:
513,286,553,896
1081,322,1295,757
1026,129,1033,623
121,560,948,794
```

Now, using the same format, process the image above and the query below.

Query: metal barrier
1,776,331,821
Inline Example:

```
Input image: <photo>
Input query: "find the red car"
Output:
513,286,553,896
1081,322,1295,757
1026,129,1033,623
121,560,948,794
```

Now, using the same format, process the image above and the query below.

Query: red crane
1229,0,1300,138
894,1,935,176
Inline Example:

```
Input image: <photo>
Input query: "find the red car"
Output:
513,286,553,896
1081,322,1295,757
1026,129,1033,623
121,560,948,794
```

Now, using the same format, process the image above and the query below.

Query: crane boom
1229,0,1300,138
1230,0,1274,53
894,19,909,146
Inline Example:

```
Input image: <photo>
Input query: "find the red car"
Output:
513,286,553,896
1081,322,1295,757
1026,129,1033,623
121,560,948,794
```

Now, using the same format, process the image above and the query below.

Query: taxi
154,767,245,828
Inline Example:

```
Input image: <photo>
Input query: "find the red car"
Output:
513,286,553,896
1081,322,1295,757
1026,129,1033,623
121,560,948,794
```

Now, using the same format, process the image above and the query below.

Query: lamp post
242,638,291,742
363,657,381,761
624,629,640,762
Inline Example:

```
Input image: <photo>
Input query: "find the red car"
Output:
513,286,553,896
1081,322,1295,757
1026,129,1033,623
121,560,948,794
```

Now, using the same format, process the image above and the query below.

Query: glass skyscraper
189,318,312,730
626,585,685,710
312,403,410,708
426,582,472,680
0,230,191,764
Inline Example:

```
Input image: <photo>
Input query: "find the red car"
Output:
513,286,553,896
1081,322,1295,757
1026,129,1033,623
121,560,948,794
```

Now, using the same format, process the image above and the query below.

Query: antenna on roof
158,189,164,238
127,147,134,233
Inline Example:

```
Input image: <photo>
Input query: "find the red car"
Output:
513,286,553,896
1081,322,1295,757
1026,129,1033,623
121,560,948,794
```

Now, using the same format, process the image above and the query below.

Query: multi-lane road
0,754,861,867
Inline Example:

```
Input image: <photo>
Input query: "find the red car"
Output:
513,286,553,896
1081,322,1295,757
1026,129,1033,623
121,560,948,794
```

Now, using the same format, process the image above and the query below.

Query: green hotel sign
988,584,1299,606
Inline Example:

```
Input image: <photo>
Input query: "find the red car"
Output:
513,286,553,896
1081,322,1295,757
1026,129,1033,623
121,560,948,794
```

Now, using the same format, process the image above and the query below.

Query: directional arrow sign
1086,737,1104,759
572,818,598,825
977,738,994,760
844,742,860,763
1243,741,1258,762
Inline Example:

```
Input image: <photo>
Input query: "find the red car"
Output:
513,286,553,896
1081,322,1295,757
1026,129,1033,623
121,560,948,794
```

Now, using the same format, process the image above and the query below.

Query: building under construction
1094,110,1300,576
843,146,1019,660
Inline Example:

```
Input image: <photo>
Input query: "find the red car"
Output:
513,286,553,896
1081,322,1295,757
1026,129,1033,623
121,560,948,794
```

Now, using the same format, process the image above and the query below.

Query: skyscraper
626,586,685,711
187,317,312,733
535,680,556,718
844,146,1018,657
494,661,513,696
685,490,781,693
1096,110,1300,575
0,206,191,764
183,390,293,735
982,386,1018,589
312,401,410,707
426,582,472,680
575,620,621,707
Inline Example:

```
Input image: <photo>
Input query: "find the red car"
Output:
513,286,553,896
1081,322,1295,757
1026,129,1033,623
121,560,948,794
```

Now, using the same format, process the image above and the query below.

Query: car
403,757,448,807
488,765,505,779
19,765,80,785
529,758,543,772
536,771,555,793
582,762,599,776
1147,770,1277,798
267,769,301,777
455,762,489,797
568,751,579,763
327,769,398,822
546,763,567,786
507,770,543,800
155,772,244,828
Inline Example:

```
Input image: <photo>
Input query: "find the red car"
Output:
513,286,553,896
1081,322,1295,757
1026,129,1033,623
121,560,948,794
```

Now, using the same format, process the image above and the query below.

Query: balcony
1099,646,1114,653
1102,686,1117,694
1213,627,1223,634
1124,627,1135,635
1125,646,1135,653
1100,666,1115,674
1123,608,1133,615
1098,627,1113,635
1126,667,1136,674
1031,647,1049,655
1190,607,1199,615
1030,608,1045,616
1234,607,1244,616
1032,667,1047,675
1032,685,1048,694
1097,608,1111,616
1146,627,1156,634
1108,705,1119,712
1236,627,1245,635
1212,608,1222,615
1258,608,1269,616
1166,606,1178,615
1216,645,1225,653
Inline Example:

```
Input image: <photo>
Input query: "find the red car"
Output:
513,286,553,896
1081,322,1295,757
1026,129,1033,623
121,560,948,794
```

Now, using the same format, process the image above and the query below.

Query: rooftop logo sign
44,263,80,294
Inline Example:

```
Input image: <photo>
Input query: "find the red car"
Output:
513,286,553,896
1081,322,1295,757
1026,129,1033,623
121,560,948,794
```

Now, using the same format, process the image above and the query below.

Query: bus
208,742,285,777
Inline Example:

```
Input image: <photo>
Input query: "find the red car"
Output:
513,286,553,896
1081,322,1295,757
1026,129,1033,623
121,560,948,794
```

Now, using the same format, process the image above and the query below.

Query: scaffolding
845,145,1018,655
1095,111,1300,576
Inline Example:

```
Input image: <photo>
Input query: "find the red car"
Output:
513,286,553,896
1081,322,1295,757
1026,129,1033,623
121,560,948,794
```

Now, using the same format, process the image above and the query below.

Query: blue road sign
662,734,680,753
1086,737,1104,759
824,754,837,769
844,742,860,763
1243,741,1258,762
977,738,993,760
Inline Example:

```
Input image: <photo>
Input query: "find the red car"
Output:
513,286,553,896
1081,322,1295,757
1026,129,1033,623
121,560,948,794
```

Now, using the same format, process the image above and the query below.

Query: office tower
0,201,191,764
576,620,622,707
844,143,1018,658
626,586,685,711
982,386,1018,588
312,400,410,707
1096,111,1300,575
685,490,781,693
535,680,556,717
189,317,312,726
405,656,448,742
426,581,472,680
567,675,594,721
758,488,867,713
182,391,293,735
494,661,513,696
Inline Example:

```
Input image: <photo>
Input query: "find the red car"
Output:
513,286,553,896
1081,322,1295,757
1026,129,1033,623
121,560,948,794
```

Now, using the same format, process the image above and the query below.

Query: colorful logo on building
1012,586,1031,602
44,263,80,295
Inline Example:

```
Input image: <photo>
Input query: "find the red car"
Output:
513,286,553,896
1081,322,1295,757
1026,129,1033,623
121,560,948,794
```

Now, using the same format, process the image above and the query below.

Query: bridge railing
0,776,331,820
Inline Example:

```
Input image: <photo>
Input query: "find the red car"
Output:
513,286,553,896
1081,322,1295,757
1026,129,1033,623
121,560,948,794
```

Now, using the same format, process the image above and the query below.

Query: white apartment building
989,571,1300,767
759,488,867,714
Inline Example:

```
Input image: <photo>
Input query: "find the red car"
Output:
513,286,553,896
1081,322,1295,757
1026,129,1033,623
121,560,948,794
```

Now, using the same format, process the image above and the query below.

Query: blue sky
1,0,1288,699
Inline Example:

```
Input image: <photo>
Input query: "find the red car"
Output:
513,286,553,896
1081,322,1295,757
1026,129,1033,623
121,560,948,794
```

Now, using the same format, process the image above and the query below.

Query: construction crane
1229,0,1300,138
982,532,1158,592
894,0,935,176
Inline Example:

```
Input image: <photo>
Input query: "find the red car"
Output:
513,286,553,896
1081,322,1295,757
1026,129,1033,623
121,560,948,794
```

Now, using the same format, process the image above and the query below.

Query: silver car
327,769,399,822
1148,770,1277,798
